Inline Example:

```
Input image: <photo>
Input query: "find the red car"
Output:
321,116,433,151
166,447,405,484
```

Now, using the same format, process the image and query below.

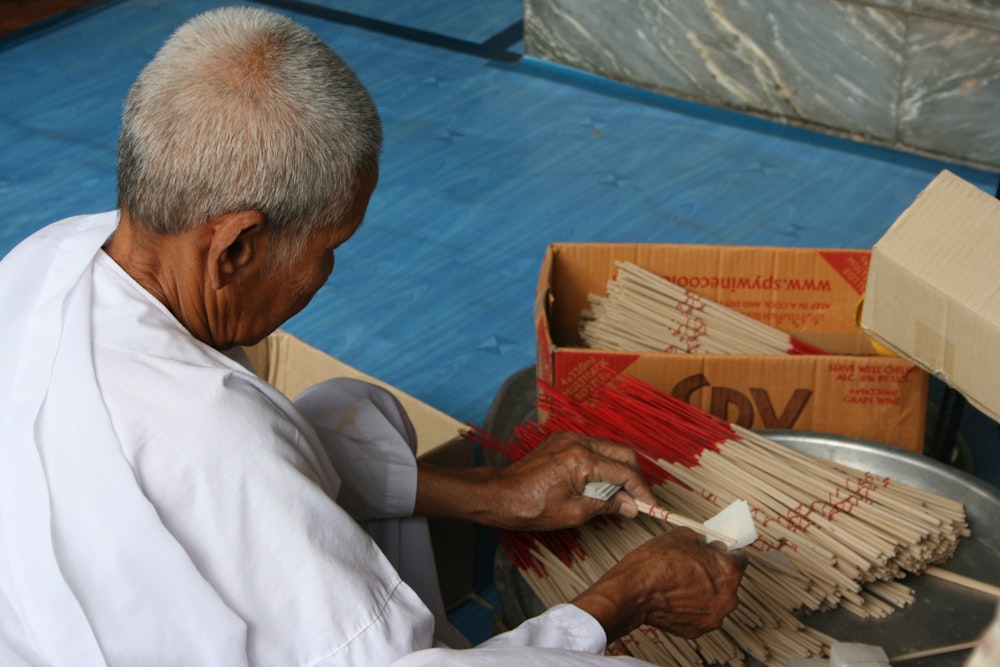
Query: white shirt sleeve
294,377,419,521
389,604,655,666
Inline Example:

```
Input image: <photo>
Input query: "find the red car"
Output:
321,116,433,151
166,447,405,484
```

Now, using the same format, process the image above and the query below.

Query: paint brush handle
634,500,737,546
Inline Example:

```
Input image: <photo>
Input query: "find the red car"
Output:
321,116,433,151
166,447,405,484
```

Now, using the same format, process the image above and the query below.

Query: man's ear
206,210,267,290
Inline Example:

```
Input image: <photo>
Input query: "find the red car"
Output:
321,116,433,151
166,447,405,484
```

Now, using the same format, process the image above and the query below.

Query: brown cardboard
244,330,476,608
861,170,1000,425
536,243,929,452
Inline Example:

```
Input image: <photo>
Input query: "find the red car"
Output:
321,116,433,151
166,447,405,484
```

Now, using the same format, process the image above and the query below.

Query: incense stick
633,500,737,546
924,566,1000,598
890,640,979,663
580,260,827,355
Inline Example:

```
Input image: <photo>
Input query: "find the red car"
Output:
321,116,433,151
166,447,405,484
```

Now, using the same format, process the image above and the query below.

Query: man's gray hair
117,6,382,260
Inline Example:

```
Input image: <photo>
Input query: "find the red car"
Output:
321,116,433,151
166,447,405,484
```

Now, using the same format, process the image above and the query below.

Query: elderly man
0,6,746,666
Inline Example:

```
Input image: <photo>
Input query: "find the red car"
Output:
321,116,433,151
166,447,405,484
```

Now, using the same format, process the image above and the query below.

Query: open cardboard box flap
861,170,1000,425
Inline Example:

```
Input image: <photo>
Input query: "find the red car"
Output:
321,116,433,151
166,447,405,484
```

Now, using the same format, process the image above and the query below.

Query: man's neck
103,212,215,346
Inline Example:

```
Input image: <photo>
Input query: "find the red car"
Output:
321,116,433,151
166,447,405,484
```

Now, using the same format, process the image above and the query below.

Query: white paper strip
704,500,758,551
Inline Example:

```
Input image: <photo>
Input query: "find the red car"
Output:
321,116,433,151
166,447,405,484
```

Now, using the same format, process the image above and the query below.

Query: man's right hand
570,527,748,642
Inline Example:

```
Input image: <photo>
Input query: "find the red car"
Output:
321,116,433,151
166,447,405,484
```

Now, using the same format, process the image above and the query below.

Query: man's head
107,7,382,348
117,6,382,263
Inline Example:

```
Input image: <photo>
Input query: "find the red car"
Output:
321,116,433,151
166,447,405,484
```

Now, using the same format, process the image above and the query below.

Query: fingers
579,527,749,641
573,434,642,467
674,530,750,579
586,458,657,512
555,433,659,510
706,537,730,552
608,489,638,518
728,548,750,572
489,432,650,530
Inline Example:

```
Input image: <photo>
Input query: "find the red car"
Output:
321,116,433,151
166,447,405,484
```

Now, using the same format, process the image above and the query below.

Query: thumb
609,489,640,518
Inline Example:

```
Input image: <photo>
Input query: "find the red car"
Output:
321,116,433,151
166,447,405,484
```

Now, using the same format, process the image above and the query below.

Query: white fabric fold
295,378,418,521
0,213,248,665
390,605,651,666
294,378,469,650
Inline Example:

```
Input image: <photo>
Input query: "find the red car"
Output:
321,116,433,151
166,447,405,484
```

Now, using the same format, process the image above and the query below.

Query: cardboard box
244,330,476,608
861,170,1000,425
536,243,929,452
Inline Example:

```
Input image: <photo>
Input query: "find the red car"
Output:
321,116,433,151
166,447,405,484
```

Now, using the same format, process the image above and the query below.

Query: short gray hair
117,6,382,260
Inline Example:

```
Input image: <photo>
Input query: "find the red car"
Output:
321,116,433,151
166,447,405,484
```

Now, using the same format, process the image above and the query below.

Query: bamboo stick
924,566,1000,598
634,500,737,546
890,640,979,663
580,261,826,356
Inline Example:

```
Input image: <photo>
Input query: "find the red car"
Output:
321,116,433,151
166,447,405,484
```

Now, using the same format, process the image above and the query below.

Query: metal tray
486,366,1000,667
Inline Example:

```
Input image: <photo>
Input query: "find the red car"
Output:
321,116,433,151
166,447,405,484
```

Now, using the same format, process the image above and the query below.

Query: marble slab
525,0,1000,168
914,0,1000,32
901,16,1000,167
526,0,906,139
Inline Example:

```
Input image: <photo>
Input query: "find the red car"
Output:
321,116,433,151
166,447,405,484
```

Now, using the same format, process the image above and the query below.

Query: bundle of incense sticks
579,260,827,355
467,373,968,667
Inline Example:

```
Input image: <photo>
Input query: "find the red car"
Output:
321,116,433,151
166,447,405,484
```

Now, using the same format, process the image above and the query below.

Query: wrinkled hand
485,431,659,531
572,528,748,641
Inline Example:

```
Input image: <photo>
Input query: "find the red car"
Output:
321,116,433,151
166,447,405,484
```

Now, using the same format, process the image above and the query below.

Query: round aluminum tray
486,367,1000,667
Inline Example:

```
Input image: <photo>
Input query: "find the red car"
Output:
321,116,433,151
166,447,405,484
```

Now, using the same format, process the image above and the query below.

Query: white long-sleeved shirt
0,212,653,666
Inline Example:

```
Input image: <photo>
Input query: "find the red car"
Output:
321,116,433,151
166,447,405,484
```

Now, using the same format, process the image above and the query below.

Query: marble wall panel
525,0,1000,169
901,17,1000,167
525,0,906,141
913,0,1000,32
867,0,911,10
